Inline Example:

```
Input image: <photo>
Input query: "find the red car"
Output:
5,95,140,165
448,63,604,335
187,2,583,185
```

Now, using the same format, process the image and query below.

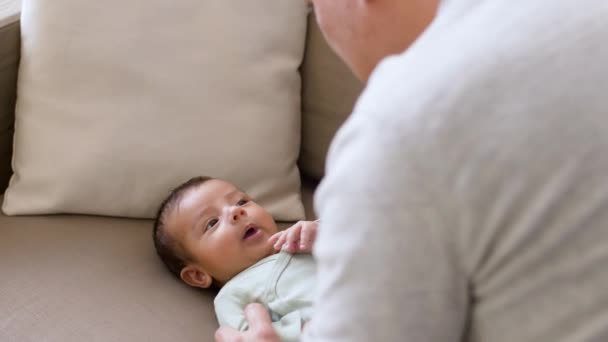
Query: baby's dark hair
153,176,213,279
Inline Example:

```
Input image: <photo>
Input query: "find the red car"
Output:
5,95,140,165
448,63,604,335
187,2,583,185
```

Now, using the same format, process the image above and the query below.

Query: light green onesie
214,251,316,342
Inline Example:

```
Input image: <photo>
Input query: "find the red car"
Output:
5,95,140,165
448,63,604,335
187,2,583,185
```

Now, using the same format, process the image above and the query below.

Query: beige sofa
0,5,362,342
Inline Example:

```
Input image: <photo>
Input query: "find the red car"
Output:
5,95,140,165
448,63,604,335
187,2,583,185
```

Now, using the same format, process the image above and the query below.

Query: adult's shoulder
342,0,608,174
356,0,608,130
323,0,608,214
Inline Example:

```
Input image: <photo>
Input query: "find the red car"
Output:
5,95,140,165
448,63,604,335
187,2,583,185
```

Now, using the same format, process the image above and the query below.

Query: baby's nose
229,207,246,223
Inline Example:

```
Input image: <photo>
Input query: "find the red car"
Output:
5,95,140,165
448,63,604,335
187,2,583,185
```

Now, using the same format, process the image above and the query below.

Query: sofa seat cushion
0,180,317,341
0,209,219,341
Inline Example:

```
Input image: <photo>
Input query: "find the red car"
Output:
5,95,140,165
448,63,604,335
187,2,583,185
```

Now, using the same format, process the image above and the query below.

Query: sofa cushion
0,3,19,194
0,0,20,27
0,180,317,341
0,210,218,341
299,13,364,180
2,0,307,220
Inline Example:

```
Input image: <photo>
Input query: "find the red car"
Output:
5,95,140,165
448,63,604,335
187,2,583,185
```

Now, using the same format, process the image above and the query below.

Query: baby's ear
180,265,213,288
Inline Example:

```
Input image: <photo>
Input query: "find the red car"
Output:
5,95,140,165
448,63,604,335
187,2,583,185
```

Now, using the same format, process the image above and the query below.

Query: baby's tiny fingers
299,223,317,252
273,231,287,250
268,232,281,244
286,223,303,247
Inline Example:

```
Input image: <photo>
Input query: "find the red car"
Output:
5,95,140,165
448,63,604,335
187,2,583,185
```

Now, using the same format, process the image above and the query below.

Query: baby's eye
237,198,249,206
206,218,219,231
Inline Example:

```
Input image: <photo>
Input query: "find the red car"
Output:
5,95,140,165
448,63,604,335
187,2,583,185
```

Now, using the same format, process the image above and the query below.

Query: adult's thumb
245,303,273,330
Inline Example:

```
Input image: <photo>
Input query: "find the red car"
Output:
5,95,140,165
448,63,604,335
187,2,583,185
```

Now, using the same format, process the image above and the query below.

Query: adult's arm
303,98,469,341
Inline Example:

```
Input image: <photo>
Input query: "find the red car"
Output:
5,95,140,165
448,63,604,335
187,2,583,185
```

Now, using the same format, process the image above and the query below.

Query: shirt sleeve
303,111,469,341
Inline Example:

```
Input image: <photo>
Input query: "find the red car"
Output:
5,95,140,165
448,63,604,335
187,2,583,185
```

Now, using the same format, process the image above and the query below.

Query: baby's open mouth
243,225,259,240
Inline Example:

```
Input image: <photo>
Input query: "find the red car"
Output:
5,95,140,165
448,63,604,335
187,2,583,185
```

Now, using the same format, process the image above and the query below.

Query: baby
152,176,318,341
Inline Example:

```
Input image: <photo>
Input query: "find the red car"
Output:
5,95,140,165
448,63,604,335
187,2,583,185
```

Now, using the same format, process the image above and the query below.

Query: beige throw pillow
2,0,307,220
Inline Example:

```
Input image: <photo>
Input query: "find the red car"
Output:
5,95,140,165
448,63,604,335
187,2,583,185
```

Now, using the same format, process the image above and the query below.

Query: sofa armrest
0,0,20,194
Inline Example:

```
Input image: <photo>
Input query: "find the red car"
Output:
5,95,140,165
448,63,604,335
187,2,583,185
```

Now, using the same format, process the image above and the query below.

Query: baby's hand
268,220,318,254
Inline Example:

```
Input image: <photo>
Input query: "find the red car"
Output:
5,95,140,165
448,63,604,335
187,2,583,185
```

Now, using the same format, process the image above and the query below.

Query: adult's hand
214,303,280,342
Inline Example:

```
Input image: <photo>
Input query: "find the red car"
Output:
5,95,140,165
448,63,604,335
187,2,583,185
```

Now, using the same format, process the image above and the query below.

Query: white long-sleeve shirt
305,0,608,341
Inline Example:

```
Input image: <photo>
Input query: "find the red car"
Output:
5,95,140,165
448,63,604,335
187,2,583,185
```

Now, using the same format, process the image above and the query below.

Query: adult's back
311,0,608,341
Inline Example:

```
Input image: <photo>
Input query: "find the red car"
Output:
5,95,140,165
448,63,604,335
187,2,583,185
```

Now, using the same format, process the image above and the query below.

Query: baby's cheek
265,218,279,234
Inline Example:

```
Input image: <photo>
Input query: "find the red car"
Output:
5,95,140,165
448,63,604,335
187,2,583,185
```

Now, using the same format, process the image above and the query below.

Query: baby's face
166,179,278,286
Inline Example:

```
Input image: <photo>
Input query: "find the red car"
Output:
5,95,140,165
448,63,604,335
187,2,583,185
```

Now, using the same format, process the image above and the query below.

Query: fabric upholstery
299,13,363,180
0,0,20,27
3,0,307,220
0,209,219,341
0,2,19,194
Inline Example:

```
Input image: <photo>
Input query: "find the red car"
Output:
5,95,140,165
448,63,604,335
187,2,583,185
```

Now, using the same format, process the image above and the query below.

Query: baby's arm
268,220,319,254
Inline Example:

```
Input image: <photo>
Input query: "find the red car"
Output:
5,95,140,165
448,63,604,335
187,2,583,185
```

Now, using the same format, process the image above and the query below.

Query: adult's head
311,0,440,81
